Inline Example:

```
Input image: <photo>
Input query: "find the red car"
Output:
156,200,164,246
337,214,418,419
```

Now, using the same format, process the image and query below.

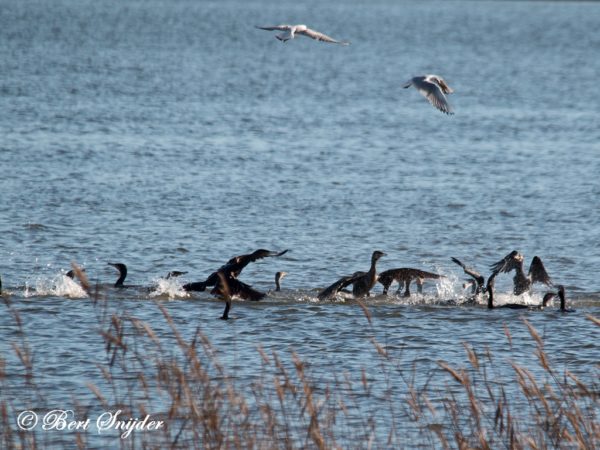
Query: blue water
1,0,599,447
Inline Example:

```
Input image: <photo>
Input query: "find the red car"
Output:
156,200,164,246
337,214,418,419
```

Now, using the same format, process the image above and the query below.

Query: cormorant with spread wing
183,249,288,301
490,250,553,295
318,251,386,300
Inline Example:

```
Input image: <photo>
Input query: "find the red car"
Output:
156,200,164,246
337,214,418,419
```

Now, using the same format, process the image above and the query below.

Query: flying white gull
255,24,349,45
403,75,454,114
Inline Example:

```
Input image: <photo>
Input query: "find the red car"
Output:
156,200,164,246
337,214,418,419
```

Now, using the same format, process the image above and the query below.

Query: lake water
1,0,599,447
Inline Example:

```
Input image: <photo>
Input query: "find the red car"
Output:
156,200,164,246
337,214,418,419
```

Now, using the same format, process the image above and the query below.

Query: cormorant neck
369,257,379,275
115,271,127,288
275,279,281,291
487,286,494,309
221,301,231,320
109,263,127,288
559,289,566,311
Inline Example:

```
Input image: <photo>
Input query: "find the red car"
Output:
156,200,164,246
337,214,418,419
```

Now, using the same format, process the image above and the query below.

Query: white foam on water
149,277,190,300
24,274,88,299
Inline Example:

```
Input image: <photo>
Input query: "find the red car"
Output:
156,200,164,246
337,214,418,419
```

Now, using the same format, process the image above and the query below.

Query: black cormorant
107,262,128,288
490,251,552,296
486,271,555,310
183,249,288,294
556,285,575,312
210,274,266,301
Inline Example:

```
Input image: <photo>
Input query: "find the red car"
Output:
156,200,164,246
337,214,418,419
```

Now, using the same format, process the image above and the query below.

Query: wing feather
490,251,520,274
451,257,484,283
298,27,349,45
318,272,364,300
529,256,553,286
412,77,453,114
255,25,292,31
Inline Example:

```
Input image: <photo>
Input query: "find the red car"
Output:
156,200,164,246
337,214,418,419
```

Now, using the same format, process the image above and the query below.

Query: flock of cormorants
0,248,573,320
0,22,578,320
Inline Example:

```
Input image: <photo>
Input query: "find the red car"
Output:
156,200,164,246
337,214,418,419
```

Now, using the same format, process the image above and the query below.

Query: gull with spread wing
256,24,349,45
403,74,454,114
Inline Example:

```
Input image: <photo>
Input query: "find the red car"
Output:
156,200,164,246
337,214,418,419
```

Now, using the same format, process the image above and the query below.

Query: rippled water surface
1,0,599,446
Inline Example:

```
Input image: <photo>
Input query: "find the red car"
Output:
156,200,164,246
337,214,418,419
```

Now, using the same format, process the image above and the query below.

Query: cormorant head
108,262,128,287
372,251,386,262
108,262,127,273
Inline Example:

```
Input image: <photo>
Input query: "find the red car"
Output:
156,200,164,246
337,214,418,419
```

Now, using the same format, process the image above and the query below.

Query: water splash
149,277,190,300
23,274,88,299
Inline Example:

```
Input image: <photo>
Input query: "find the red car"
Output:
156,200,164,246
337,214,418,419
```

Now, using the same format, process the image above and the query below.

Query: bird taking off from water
255,24,350,45
403,74,454,114
490,250,553,296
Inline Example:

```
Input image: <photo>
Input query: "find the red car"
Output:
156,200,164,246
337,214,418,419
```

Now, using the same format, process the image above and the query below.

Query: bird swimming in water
403,74,454,114
255,24,350,45
486,271,555,310
275,271,288,292
352,251,386,297
451,257,486,296
183,248,288,295
107,262,128,288
490,251,553,296
556,285,575,312
378,267,444,297
318,251,386,300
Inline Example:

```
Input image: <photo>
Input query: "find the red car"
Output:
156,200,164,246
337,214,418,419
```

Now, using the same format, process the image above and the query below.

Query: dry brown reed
1,290,599,449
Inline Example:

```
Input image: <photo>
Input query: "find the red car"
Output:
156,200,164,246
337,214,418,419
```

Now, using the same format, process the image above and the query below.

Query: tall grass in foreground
1,278,599,449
